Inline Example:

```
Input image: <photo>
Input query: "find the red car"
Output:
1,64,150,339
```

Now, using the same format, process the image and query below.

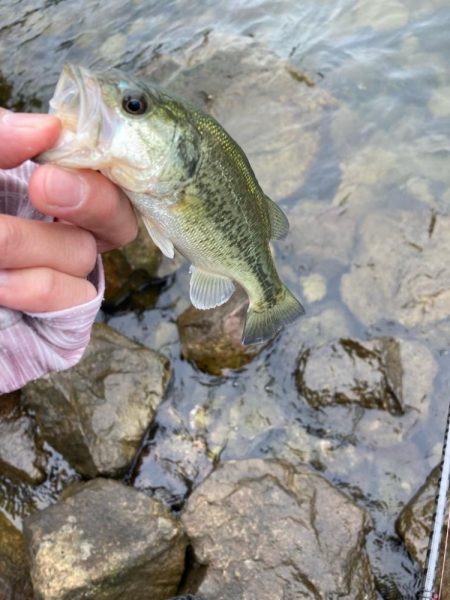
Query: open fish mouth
49,64,103,144
38,64,116,167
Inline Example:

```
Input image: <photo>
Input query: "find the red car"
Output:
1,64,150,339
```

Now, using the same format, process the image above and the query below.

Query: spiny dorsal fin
189,266,235,309
141,215,175,259
265,195,289,240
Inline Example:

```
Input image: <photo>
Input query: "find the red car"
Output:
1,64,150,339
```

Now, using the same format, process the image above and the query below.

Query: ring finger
0,267,97,312
0,215,97,277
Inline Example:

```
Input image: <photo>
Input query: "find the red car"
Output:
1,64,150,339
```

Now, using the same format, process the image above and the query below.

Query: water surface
2,0,450,597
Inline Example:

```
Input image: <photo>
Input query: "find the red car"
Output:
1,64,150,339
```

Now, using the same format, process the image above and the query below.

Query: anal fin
189,266,235,309
141,215,175,259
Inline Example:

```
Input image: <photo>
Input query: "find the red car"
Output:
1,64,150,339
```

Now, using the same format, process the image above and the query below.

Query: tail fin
242,286,304,345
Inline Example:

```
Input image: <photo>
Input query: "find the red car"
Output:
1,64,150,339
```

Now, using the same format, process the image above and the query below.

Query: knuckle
117,217,138,248
35,269,59,304
84,173,118,216
77,231,98,275
127,217,139,244
0,217,21,264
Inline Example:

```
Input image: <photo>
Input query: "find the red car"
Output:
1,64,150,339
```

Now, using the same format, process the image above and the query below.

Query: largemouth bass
38,64,304,344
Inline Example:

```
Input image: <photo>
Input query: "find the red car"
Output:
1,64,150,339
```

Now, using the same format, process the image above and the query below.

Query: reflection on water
2,0,450,596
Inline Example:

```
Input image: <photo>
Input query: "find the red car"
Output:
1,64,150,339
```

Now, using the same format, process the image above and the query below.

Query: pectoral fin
141,215,175,259
265,195,289,240
189,266,235,309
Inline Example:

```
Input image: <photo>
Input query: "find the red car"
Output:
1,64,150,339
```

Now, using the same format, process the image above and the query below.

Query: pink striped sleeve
0,162,105,393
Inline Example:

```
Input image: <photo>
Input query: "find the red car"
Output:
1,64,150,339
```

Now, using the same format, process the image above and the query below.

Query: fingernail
0,270,9,285
43,167,87,208
0,109,56,130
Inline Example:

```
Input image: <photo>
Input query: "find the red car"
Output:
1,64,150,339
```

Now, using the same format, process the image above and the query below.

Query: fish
38,64,304,344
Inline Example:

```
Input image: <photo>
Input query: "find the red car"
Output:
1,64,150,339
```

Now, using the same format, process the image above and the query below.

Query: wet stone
102,215,163,312
177,288,267,376
396,466,440,569
22,324,170,478
296,337,405,414
181,459,376,600
132,427,213,510
121,214,162,275
0,512,34,600
23,478,187,600
0,416,47,484
0,391,47,485
102,248,133,307
0,391,21,420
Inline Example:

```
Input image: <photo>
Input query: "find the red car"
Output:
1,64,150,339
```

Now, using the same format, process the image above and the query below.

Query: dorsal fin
265,195,289,240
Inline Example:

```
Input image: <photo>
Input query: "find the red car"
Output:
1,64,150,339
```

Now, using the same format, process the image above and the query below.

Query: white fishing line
422,400,450,599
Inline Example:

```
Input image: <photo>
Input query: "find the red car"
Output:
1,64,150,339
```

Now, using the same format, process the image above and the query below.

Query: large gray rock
22,324,170,478
23,479,187,600
0,512,33,600
296,337,436,416
396,466,440,568
341,210,450,328
181,459,376,599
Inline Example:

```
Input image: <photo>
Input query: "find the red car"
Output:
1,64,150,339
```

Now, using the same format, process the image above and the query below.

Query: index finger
29,165,138,252
0,109,61,169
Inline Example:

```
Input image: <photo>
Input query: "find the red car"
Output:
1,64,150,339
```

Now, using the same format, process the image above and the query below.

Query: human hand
0,109,137,312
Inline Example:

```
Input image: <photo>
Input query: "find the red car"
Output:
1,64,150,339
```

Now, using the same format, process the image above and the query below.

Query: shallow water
2,0,450,597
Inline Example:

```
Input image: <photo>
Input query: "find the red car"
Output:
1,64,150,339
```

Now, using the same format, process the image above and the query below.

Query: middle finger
0,215,97,277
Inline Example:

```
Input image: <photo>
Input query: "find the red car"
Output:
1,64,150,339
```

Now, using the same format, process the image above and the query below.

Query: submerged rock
181,459,376,599
287,201,356,267
177,289,267,375
341,210,450,328
145,32,335,202
0,512,33,600
296,336,436,417
396,466,440,568
22,324,170,478
296,337,404,414
23,479,187,600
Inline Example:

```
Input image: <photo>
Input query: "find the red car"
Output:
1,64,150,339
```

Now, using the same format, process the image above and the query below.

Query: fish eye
122,91,149,115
